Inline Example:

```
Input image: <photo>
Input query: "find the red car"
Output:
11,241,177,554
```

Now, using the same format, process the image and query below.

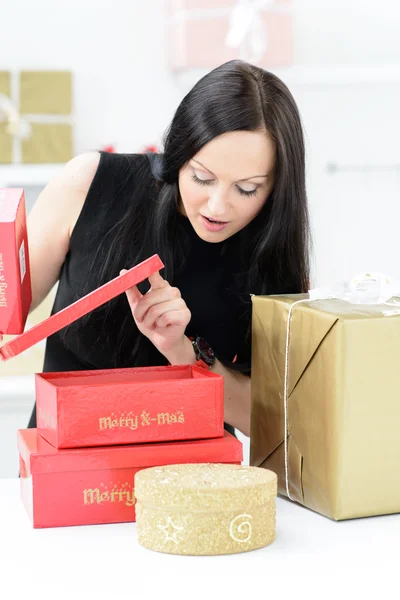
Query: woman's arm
27,152,100,310
0,152,99,346
165,336,251,437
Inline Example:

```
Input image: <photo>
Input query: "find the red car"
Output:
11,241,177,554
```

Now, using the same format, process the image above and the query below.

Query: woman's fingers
148,271,167,291
122,269,187,332
140,298,188,330
121,270,143,314
135,286,181,323
155,308,191,329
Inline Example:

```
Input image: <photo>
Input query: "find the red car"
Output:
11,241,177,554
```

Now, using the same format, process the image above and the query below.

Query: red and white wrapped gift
167,0,294,71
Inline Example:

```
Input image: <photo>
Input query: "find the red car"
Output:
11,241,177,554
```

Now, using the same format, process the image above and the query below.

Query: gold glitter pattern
135,463,277,555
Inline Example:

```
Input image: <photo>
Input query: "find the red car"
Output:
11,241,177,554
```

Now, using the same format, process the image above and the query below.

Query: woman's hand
123,270,193,363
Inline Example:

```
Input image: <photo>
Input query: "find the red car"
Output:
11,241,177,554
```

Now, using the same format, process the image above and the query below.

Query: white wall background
1,0,181,153
2,0,399,281
1,0,400,476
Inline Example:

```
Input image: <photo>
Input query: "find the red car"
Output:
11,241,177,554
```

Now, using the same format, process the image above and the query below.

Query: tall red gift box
0,188,32,334
18,428,243,528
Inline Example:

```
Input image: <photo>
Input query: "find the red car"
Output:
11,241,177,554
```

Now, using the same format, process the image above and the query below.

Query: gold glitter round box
135,463,278,556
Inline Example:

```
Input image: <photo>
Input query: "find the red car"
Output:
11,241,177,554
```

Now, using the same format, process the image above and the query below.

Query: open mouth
203,216,228,224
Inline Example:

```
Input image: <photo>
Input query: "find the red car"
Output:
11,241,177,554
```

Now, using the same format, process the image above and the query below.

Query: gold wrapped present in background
21,123,73,164
0,70,73,164
0,71,13,163
250,294,400,520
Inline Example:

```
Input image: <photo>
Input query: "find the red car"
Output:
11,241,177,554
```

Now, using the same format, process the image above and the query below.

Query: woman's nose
207,188,229,218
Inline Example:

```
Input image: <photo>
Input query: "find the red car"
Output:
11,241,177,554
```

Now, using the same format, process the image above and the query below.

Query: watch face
197,337,215,363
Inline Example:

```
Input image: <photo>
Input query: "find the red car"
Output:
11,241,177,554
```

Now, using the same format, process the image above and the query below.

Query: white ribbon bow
0,93,31,139
225,0,281,63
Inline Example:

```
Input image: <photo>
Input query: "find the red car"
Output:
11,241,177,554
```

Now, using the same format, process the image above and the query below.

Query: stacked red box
0,236,242,528
18,429,242,528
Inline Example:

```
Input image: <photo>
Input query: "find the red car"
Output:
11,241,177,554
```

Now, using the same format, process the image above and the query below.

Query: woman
1,60,310,437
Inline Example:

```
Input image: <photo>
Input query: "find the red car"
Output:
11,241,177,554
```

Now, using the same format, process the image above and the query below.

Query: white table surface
0,480,398,600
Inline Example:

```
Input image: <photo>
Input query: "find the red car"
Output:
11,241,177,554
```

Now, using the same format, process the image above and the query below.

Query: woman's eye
191,174,213,186
236,185,257,197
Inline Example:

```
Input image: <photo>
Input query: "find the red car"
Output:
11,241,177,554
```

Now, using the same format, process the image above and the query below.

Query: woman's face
178,130,276,242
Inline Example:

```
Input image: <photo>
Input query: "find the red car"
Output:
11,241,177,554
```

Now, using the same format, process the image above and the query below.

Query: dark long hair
67,60,311,369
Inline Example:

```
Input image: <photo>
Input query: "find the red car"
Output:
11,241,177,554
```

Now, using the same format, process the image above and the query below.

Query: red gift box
0,188,32,335
18,428,243,528
35,364,224,449
0,254,163,360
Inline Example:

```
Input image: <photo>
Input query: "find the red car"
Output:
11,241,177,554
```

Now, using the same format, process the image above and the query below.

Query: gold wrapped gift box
21,123,73,164
0,71,11,97
250,295,400,520
19,71,72,115
0,72,12,163
0,70,73,164
0,122,12,164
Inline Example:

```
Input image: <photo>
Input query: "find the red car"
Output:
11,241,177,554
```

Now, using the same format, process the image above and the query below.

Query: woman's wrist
164,336,197,366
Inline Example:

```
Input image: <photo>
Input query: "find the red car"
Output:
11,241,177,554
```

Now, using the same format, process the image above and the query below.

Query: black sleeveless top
28,152,252,432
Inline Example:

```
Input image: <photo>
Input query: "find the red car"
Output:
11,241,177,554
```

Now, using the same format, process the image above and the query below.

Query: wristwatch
191,336,216,369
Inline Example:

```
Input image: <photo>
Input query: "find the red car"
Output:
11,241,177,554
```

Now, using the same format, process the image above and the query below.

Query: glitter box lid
135,463,277,511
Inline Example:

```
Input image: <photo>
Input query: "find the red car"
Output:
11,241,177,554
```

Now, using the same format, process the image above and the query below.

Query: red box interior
38,365,214,387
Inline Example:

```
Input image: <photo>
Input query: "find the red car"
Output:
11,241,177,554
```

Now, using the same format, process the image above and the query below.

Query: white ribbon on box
0,94,31,139
168,1,291,66
283,273,400,500
225,0,291,63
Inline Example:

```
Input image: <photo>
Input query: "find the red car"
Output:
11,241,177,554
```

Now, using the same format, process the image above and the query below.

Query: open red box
18,428,242,528
36,364,224,449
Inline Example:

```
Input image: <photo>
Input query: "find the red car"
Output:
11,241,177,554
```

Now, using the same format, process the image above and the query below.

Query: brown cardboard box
250,295,400,520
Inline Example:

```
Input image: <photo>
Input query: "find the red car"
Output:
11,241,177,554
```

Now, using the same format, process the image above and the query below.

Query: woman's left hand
123,270,193,363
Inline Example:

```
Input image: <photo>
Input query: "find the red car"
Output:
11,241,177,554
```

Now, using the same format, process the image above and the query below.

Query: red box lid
0,254,163,360
18,429,243,474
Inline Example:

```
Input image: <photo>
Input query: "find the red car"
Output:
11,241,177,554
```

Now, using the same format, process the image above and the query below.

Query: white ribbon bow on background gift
0,93,31,139
309,272,400,307
283,272,400,500
225,0,291,63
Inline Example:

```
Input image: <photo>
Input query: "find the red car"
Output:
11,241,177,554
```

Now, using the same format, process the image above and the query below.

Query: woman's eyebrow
237,174,269,182
191,159,269,182
191,159,215,176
